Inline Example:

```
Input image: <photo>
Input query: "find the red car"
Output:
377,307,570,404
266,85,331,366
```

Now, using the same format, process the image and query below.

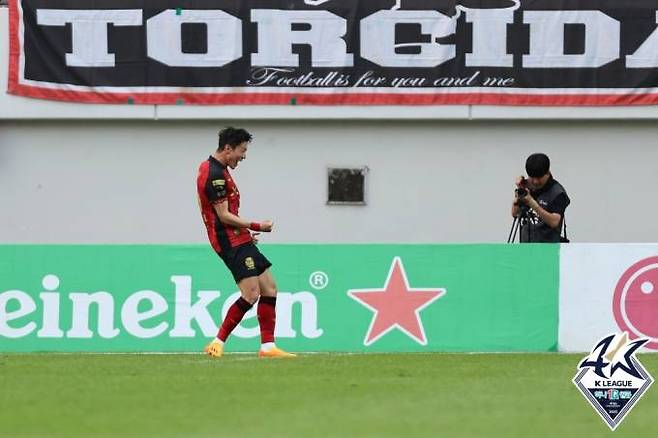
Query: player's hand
260,220,274,232
251,232,261,244
515,175,525,188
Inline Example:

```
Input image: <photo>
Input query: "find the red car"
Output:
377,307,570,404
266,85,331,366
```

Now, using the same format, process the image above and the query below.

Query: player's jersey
197,156,252,254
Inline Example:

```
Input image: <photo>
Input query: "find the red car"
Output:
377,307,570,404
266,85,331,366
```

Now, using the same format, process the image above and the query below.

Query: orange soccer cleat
204,340,224,357
258,347,296,358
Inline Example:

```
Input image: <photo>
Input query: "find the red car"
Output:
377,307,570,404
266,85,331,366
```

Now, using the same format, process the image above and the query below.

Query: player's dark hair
218,127,252,150
525,153,550,178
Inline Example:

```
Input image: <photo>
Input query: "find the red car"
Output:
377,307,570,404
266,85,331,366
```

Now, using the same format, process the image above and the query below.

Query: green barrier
0,245,558,352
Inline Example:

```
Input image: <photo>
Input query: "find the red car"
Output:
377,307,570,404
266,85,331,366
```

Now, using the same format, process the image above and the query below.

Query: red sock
258,296,276,344
218,297,253,342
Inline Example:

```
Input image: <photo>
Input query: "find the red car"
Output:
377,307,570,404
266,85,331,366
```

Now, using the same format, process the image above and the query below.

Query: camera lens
515,187,528,198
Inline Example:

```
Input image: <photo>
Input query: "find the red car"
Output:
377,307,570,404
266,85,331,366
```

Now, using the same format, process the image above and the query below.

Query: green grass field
1,353,656,437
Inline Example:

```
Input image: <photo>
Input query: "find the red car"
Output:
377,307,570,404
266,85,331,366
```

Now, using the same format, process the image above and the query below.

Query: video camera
515,177,529,198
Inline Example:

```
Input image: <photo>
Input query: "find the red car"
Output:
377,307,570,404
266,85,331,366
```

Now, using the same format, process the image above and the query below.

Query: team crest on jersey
573,332,653,430
245,257,256,270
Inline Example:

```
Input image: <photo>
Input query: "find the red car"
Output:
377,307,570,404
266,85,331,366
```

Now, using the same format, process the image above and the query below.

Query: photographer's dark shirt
520,176,570,243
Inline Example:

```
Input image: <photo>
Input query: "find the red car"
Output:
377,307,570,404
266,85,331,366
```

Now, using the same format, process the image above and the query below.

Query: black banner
9,0,658,105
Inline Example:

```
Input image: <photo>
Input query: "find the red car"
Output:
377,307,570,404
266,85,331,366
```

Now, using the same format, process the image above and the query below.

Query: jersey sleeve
205,169,228,204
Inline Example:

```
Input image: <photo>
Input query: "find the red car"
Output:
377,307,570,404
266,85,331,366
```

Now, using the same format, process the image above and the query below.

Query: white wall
2,6,658,244
2,119,658,244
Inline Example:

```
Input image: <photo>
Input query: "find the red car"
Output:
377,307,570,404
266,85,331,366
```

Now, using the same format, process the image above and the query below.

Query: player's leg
257,269,295,358
206,276,260,357
257,268,277,348
221,276,260,339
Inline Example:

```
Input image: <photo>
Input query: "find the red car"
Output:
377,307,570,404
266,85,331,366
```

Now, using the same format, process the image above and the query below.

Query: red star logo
348,257,446,346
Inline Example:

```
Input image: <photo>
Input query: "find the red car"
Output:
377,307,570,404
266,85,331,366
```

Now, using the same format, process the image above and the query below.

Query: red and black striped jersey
197,156,252,254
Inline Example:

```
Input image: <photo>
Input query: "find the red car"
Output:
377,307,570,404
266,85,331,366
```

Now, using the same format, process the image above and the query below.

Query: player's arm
213,201,273,232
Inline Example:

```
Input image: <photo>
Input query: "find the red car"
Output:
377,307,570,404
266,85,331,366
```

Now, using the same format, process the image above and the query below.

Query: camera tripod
507,204,533,243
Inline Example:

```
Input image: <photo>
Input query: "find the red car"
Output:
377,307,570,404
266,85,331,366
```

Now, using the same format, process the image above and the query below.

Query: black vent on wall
327,167,368,205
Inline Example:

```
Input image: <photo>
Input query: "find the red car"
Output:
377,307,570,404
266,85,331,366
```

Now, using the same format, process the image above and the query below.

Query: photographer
511,153,570,243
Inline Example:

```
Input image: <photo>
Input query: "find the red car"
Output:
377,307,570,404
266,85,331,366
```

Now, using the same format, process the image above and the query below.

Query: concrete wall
3,119,658,244
2,7,658,244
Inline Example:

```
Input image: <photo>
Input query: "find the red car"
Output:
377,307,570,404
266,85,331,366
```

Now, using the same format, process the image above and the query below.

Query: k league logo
573,333,654,430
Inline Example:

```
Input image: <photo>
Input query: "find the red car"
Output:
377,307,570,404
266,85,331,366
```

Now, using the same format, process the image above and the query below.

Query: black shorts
219,243,272,283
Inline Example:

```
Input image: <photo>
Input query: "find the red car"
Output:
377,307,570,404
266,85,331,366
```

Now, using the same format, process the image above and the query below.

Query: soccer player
197,127,295,358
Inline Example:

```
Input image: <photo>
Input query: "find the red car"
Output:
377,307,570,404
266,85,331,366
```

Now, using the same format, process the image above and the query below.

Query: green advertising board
0,245,558,352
